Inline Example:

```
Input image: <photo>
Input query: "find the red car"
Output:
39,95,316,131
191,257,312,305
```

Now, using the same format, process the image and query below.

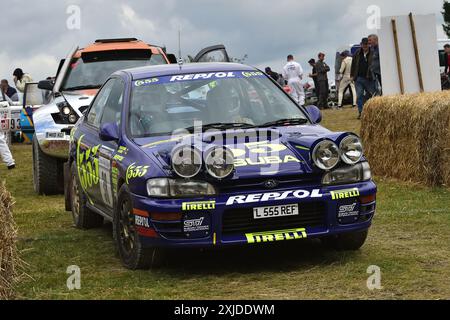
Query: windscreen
129,71,309,137
61,53,166,91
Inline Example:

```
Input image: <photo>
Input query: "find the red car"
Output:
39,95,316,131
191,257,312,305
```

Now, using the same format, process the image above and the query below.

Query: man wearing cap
282,55,305,106
351,38,375,119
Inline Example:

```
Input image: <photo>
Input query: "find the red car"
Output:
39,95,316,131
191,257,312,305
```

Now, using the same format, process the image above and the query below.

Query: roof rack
94,38,138,43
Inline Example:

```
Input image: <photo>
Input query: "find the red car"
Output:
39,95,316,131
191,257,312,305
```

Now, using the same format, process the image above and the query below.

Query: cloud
0,0,446,85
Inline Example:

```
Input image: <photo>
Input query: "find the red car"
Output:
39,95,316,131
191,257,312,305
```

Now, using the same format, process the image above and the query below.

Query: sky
0,0,447,85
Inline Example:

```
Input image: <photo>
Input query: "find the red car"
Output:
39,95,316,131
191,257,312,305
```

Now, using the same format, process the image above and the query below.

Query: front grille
222,202,327,235
217,174,321,193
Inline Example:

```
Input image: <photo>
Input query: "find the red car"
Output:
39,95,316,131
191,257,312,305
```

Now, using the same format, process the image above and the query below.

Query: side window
100,79,125,126
87,79,115,127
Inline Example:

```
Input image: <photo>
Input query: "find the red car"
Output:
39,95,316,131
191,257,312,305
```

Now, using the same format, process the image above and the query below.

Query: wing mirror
37,80,54,91
99,122,119,142
305,105,322,124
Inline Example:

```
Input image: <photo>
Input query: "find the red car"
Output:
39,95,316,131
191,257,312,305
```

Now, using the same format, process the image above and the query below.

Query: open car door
53,46,79,93
192,44,231,63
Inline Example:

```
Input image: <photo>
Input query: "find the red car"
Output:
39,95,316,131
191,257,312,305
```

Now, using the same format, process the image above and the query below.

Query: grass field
1,107,450,300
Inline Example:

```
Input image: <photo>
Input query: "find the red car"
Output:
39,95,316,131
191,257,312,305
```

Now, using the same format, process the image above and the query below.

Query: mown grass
1,106,449,300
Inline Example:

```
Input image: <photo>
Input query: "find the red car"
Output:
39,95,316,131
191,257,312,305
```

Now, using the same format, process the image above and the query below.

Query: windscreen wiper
184,122,255,133
259,118,308,128
63,84,102,91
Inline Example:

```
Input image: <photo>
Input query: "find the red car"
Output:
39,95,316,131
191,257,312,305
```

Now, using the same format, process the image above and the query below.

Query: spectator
308,58,319,99
351,38,375,119
1,79,19,102
368,34,382,93
12,68,33,93
282,55,305,106
337,51,357,109
315,52,330,109
265,67,280,82
444,44,450,76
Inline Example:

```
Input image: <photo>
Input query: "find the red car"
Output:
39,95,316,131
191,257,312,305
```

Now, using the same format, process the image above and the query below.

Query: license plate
253,204,299,219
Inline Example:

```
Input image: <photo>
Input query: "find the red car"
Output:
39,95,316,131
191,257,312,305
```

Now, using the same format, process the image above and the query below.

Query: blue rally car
66,62,377,269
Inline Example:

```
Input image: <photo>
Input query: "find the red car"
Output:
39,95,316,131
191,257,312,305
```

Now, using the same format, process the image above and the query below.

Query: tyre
113,184,164,270
32,136,64,195
322,230,368,251
69,162,104,229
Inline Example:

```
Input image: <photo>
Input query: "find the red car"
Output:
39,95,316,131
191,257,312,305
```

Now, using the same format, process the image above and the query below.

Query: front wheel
322,230,368,251
113,184,164,270
32,136,64,195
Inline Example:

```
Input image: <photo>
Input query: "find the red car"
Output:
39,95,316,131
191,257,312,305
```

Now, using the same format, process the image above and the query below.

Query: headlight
322,162,371,186
68,114,78,124
147,178,217,198
205,147,234,179
340,135,363,165
54,101,79,125
312,140,340,170
171,146,202,178
62,106,71,115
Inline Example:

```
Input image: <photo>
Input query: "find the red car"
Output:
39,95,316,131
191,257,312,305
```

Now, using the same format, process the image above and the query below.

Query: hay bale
0,182,21,300
361,91,450,187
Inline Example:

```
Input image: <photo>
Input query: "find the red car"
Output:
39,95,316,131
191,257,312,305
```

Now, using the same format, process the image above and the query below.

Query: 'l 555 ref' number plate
253,204,299,219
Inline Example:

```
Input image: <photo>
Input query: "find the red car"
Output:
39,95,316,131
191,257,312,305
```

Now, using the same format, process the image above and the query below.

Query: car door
53,46,79,93
192,45,231,63
77,77,124,213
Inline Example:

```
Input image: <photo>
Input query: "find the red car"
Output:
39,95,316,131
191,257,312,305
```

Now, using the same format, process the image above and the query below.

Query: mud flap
64,161,71,212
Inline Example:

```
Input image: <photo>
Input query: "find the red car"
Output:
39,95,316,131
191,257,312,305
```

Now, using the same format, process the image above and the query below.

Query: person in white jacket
282,55,305,106
13,68,33,93
337,51,357,108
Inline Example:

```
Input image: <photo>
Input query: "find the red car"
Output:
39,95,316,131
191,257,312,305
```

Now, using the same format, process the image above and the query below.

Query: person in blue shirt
1,79,19,102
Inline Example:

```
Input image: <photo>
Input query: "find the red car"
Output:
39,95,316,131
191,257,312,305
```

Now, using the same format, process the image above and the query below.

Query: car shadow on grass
95,223,362,276
160,241,362,277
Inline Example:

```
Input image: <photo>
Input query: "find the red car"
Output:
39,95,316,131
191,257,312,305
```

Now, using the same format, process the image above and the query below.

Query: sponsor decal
76,135,100,191
242,71,263,78
113,154,124,162
126,163,149,184
135,215,151,228
226,189,323,206
183,217,210,233
338,202,360,218
135,71,265,87
234,155,301,167
182,201,216,211
245,228,307,244
111,164,119,196
134,78,159,87
117,146,129,155
229,142,302,167
170,72,236,82
330,188,360,200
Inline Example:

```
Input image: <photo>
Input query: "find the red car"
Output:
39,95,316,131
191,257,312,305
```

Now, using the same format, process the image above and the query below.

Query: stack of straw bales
361,91,450,187
0,182,21,300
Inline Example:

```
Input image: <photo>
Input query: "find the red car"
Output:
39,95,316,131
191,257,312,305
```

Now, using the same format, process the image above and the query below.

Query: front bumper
132,180,377,248
34,121,73,159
